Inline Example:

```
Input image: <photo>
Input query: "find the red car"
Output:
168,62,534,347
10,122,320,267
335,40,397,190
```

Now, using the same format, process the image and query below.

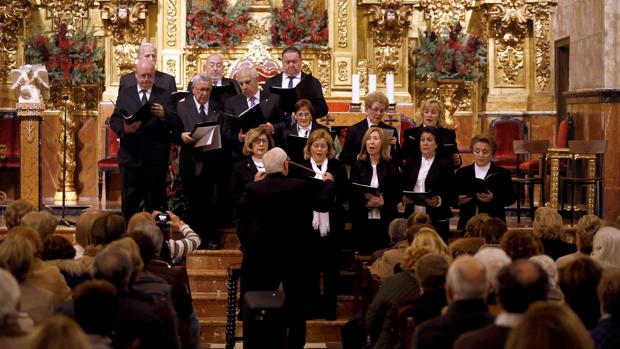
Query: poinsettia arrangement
25,23,104,85
270,0,328,48
187,0,251,49
416,22,487,81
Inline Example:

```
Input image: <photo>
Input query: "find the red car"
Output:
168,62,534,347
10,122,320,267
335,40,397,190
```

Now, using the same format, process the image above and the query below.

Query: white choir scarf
368,163,381,219
311,158,330,237
252,156,265,172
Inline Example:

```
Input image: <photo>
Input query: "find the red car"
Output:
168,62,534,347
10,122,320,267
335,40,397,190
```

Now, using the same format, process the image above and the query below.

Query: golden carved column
328,0,358,99
52,84,78,204
0,1,31,107
16,102,43,207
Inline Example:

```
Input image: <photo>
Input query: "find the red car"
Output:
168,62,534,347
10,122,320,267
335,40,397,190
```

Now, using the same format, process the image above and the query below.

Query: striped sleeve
168,224,201,263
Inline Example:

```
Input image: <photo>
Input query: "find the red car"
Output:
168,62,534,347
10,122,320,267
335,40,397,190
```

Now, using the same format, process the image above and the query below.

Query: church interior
1,0,620,348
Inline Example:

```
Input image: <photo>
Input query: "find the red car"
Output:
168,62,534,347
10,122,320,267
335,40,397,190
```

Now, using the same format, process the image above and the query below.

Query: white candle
352,74,360,104
368,74,377,93
386,72,395,104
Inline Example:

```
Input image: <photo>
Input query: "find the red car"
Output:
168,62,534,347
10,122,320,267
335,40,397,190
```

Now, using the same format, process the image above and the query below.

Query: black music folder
351,182,380,196
169,91,191,104
123,102,153,124
403,190,435,206
286,133,308,163
464,172,501,196
229,104,265,133
269,73,316,113
211,83,239,104
191,121,222,151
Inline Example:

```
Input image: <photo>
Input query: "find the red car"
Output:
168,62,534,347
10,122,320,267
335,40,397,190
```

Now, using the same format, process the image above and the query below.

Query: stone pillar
16,102,43,208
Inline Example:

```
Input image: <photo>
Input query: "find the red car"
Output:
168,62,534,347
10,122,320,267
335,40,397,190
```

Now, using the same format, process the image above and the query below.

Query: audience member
411,255,493,349
448,237,486,259
371,218,408,262
43,235,90,289
0,237,54,323
74,280,118,349
591,269,620,349
591,226,620,269
505,302,594,349
0,268,35,348
31,314,92,349
474,247,511,306
532,207,576,260
558,256,603,329
480,217,507,247
21,210,57,240
74,209,104,259
500,229,543,260
463,213,491,237
4,199,37,229
530,254,564,302
406,211,433,228
557,214,603,269
454,260,548,349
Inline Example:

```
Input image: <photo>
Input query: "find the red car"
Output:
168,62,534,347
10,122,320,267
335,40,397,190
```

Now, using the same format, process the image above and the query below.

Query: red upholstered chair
513,140,549,222
0,114,20,200
399,115,416,146
97,118,120,209
490,115,526,172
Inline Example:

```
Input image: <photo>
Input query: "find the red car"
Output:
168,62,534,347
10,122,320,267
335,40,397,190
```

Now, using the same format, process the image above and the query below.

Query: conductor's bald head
135,59,155,91
263,147,289,175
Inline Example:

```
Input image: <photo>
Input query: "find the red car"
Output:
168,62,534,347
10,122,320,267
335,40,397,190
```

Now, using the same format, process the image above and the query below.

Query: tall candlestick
368,74,377,93
352,73,360,104
386,72,395,104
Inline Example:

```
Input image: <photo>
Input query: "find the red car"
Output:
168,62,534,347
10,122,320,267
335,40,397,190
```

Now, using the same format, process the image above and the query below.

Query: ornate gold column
0,1,31,107
16,102,43,207
327,0,358,98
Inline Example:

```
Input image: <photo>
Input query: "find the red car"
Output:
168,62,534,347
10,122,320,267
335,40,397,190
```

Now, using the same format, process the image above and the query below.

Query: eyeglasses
252,138,268,145
311,142,328,149
138,73,153,80
195,88,211,94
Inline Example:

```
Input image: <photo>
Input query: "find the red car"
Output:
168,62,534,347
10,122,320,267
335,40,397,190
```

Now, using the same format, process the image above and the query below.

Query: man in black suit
236,147,327,349
110,59,182,221
118,43,177,94
223,66,287,161
263,46,329,123
411,255,494,349
176,73,224,248
340,91,399,166
454,260,548,349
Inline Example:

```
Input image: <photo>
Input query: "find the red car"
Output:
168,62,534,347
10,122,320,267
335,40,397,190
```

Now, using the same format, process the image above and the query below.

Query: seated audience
411,255,493,349
74,209,105,259
74,280,118,349
158,211,202,265
407,211,433,228
591,226,620,269
480,217,508,248
532,207,576,260
500,229,544,260
557,214,603,269
42,235,90,289
0,268,35,348
3,199,36,229
559,256,603,329
448,237,486,259
591,269,620,349
78,212,126,269
31,314,92,349
371,218,408,263
505,301,594,349
462,213,491,238
530,254,564,302
454,260,549,349
473,247,511,308
0,237,54,323
21,210,57,240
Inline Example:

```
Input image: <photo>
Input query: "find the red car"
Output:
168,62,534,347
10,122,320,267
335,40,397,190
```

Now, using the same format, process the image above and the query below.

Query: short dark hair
500,230,544,260
42,235,76,260
559,257,603,328
293,98,315,115
125,231,157,267
282,46,302,58
74,280,119,335
92,213,126,245
419,126,442,148
496,260,548,313
481,218,507,244
470,134,497,155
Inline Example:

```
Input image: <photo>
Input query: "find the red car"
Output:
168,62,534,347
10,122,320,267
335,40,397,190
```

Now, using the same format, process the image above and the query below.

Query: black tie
140,89,148,105
199,104,208,121
285,77,296,124
287,76,295,88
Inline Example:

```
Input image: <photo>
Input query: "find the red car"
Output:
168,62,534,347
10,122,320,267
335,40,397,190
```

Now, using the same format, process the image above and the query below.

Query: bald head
135,59,155,90
263,147,289,175
446,255,489,302
205,54,225,81
496,260,548,313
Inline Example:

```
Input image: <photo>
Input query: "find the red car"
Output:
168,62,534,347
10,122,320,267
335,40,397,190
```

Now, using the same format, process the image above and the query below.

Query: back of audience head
598,268,620,317
530,255,564,302
42,235,76,261
505,301,594,349
21,210,57,240
4,199,36,229
446,255,489,302
495,260,548,313
0,236,35,282
575,214,603,254
127,211,154,233
406,211,432,228
415,253,449,291
7,225,44,257
74,279,118,336
532,206,565,240
91,212,126,245
106,238,144,283
481,217,507,244
463,213,491,237
0,268,20,322
92,245,133,292
558,256,603,328
448,237,485,259
405,223,435,244
591,226,620,269
125,229,160,267
388,218,407,244
474,247,511,285
402,227,450,271
31,314,92,349
500,230,544,260
75,209,104,249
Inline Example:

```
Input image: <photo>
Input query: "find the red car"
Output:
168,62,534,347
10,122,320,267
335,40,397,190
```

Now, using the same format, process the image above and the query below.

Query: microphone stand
58,95,73,226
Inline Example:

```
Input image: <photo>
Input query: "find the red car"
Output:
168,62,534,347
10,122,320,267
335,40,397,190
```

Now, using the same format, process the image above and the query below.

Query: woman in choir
403,98,461,168
454,134,516,232
293,128,348,319
230,127,275,213
350,127,401,255
284,99,329,162
402,127,455,242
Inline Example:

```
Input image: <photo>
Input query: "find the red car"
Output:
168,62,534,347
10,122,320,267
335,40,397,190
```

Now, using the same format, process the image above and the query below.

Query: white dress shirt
281,73,302,88
247,91,261,109
297,122,312,137
475,162,491,179
137,86,151,101
414,156,435,212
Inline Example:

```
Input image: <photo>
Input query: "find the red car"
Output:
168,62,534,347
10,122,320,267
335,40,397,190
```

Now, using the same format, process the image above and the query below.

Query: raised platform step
187,250,243,270
200,318,348,344
188,270,230,294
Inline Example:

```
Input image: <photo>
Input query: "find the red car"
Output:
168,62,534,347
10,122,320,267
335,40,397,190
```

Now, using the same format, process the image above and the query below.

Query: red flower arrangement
270,0,328,48
187,0,251,49
416,22,487,81
25,24,104,85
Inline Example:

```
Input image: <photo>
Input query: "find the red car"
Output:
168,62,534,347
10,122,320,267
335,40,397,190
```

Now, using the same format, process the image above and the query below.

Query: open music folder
191,121,222,151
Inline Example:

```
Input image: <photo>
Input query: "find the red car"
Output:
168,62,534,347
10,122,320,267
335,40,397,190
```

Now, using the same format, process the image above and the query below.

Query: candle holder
349,102,362,113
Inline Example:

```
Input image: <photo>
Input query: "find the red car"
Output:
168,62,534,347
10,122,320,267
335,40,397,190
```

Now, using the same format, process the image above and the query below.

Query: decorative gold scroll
0,1,31,84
